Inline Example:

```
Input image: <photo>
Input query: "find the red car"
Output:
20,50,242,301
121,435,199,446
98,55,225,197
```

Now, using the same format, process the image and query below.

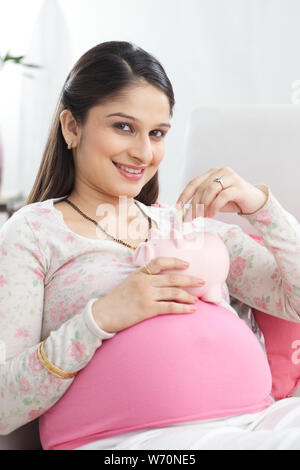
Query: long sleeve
218,184,300,322
0,211,115,435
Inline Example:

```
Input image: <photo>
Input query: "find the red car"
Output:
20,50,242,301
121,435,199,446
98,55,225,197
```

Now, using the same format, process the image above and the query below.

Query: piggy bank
131,223,230,304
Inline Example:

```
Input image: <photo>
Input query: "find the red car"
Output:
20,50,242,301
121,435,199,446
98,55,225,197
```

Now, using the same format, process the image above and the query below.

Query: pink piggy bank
132,224,230,304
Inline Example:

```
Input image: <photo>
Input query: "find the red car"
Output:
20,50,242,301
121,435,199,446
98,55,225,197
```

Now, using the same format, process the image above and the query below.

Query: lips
112,161,146,181
112,161,146,171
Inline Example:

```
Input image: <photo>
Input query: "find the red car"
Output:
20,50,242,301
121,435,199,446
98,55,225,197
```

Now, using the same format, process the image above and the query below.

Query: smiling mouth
112,161,146,173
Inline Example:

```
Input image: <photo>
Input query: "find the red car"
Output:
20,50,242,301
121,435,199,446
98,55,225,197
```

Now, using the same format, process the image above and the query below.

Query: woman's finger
207,186,242,217
175,168,219,207
199,178,231,217
183,170,225,219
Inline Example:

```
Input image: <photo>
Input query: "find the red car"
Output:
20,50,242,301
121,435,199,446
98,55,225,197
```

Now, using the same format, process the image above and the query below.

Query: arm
0,211,115,435
218,184,300,322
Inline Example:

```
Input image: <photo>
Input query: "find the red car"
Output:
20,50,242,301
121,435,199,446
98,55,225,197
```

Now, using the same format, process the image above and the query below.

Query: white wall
1,0,300,208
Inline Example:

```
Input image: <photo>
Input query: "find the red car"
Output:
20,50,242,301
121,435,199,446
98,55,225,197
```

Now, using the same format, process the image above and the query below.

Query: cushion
249,234,300,400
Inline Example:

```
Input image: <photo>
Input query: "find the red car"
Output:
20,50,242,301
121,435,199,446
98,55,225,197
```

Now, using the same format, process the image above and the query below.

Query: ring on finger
142,264,153,275
213,175,226,191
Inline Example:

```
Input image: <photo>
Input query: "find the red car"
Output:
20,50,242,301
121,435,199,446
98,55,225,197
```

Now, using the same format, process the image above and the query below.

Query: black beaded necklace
59,196,152,250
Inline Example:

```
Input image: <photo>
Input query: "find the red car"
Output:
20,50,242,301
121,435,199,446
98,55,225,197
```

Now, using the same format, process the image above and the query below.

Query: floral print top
0,184,299,435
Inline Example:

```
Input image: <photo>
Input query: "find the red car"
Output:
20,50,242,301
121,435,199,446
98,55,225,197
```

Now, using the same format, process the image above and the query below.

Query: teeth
115,163,143,174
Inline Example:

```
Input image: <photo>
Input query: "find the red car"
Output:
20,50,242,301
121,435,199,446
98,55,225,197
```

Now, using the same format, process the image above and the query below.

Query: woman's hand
92,258,205,333
176,167,268,220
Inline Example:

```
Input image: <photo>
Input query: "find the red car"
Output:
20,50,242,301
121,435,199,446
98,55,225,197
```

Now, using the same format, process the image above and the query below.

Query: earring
67,140,72,150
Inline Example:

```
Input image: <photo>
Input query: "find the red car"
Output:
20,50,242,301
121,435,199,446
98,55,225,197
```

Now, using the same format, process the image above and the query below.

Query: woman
0,41,300,450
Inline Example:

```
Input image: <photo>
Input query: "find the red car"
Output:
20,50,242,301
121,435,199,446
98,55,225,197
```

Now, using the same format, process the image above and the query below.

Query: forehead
90,83,171,123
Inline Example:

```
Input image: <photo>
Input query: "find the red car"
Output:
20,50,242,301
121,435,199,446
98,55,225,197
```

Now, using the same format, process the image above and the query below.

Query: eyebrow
105,112,171,128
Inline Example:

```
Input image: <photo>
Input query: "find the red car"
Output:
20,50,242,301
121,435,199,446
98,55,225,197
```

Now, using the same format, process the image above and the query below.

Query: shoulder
0,199,56,238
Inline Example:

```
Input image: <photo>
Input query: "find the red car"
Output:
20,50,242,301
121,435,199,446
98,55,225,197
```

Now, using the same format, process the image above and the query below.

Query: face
60,82,171,209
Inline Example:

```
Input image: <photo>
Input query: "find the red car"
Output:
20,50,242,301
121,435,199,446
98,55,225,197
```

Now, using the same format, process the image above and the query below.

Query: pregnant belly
39,300,272,450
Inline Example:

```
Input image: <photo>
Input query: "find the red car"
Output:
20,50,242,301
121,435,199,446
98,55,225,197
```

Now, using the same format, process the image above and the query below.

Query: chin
113,188,142,199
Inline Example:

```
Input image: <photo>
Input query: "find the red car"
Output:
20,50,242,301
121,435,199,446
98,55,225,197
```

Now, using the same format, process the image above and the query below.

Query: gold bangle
37,339,78,380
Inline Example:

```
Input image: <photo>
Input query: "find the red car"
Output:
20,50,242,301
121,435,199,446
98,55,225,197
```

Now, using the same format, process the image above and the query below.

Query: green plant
0,50,42,77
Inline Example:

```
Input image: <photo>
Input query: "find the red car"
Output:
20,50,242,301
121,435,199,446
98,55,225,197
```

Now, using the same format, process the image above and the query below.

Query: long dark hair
25,41,175,206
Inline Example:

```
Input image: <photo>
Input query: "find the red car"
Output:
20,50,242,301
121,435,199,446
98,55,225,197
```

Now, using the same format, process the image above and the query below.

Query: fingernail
176,201,183,209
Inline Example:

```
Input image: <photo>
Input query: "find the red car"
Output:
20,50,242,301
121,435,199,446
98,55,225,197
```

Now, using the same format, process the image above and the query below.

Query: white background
1,0,300,207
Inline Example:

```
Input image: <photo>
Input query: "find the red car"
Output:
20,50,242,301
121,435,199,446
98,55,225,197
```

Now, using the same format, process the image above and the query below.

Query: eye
113,122,132,132
151,129,166,138
113,122,166,139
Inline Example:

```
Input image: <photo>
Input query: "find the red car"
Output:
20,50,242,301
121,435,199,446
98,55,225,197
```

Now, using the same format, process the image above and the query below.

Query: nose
128,133,153,165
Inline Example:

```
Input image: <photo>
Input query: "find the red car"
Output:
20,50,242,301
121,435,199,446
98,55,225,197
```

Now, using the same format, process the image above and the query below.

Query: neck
65,190,150,243
67,189,138,220
68,191,144,231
